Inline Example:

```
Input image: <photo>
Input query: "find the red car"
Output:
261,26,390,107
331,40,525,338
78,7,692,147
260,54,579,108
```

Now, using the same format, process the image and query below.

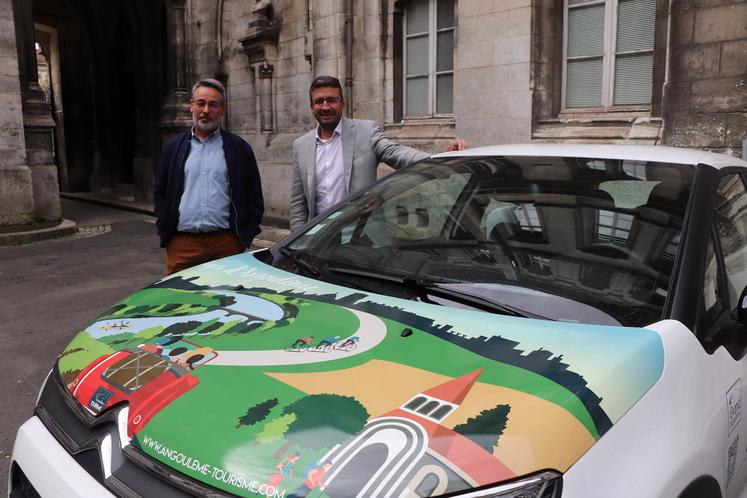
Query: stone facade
0,0,744,227
663,0,747,155
1,0,42,225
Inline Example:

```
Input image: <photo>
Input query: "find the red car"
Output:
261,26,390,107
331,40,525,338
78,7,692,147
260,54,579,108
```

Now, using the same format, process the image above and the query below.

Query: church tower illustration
320,369,515,498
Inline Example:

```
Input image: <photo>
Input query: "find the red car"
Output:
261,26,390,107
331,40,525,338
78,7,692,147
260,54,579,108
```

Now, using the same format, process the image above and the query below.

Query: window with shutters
563,0,655,110
403,0,454,117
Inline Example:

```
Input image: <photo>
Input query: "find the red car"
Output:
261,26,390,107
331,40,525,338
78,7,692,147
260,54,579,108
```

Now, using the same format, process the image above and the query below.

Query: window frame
561,0,655,112
403,0,455,118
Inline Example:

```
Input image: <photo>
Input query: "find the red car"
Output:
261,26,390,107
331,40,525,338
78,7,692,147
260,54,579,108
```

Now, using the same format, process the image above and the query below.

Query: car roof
432,143,747,169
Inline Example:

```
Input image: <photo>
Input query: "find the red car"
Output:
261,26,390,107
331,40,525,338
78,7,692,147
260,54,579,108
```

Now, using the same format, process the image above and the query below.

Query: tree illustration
156,320,202,337
126,325,165,344
273,394,369,457
218,295,237,307
236,398,279,429
159,303,181,313
453,404,511,453
256,413,296,446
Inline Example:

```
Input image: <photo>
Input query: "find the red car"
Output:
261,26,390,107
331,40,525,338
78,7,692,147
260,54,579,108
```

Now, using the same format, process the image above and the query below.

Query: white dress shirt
314,122,347,216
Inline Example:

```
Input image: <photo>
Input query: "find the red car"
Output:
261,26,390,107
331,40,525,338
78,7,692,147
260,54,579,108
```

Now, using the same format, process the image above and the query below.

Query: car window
282,156,695,327
358,173,470,245
703,235,723,320
713,174,747,312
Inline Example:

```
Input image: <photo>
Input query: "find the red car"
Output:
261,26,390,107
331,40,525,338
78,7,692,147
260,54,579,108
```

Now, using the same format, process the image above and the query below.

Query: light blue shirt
177,127,231,233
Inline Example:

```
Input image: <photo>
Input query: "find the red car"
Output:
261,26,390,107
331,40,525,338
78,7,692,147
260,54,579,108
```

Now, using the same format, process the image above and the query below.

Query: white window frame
561,0,654,111
403,0,454,117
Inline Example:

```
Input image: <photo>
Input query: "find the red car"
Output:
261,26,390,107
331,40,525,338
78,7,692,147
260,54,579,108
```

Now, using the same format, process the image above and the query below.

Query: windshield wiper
326,266,550,320
429,284,553,320
326,266,450,286
395,238,496,250
279,246,320,276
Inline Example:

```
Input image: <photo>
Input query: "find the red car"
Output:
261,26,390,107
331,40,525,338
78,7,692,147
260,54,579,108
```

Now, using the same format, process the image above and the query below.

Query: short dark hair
309,76,343,102
192,78,227,103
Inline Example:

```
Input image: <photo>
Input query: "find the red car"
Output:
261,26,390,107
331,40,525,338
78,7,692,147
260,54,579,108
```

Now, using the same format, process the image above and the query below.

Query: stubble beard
195,116,219,134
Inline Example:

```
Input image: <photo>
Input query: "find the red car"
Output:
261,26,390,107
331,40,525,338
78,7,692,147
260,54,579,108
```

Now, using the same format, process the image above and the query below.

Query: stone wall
664,0,747,156
455,0,533,147
0,0,35,225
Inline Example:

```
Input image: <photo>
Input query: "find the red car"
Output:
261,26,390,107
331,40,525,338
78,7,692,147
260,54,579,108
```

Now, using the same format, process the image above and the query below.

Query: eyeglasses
191,99,223,110
311,96,343,107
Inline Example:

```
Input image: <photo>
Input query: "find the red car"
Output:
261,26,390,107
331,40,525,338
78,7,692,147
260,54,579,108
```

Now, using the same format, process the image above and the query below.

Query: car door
698,170,747,497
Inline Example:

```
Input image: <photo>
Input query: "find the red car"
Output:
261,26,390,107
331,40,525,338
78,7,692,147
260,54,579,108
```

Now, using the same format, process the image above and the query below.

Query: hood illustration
58,253,664,497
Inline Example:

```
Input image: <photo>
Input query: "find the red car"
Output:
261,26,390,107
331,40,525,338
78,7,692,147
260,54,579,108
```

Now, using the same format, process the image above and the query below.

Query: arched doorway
31,0,167,199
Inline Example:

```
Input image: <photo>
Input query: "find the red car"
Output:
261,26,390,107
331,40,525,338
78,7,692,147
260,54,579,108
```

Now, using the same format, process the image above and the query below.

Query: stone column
0,0,34,226
12,0,60,221
159,0,192,138
239,10,280,134
258,63,274,133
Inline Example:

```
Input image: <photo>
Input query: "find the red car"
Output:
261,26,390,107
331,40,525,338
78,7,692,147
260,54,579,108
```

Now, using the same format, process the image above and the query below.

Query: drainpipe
344,0,353,118
657,0,674,145
216,0,225,63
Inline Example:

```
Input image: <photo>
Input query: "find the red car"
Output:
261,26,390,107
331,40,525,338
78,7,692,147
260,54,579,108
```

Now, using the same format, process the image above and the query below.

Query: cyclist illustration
336,335,360,351
286,336,314,351
315,336,340,352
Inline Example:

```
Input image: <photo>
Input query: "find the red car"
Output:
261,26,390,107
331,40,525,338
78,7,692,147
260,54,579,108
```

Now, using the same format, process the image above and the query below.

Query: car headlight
448,471,562,498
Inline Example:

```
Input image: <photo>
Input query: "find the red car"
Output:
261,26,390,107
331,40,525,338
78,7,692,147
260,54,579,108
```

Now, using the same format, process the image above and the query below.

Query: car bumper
9,416,115,498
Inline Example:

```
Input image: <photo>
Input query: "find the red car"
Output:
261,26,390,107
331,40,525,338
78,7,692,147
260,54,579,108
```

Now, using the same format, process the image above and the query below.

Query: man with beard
290,75,467,231
154,79,263,274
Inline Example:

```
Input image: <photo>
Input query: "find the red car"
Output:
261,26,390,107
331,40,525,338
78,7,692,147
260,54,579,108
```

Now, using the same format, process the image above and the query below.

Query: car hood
59,253,664,497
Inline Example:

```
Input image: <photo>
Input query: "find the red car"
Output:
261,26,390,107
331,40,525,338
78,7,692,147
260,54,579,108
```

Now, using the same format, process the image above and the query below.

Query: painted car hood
59,253,664,497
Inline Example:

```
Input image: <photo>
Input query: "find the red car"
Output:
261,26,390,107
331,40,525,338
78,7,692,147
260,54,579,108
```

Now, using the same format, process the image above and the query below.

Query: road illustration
210,308,386,366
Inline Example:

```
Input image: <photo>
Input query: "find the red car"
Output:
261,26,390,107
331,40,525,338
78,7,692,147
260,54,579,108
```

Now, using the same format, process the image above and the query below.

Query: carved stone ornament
240,0,279,63
252,0,272,15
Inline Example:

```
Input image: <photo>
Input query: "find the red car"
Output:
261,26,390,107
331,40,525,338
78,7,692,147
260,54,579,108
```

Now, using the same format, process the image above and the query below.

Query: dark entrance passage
31,0,169,200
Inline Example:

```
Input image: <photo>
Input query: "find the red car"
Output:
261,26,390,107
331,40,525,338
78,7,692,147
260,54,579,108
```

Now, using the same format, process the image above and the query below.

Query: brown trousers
166,230,245,275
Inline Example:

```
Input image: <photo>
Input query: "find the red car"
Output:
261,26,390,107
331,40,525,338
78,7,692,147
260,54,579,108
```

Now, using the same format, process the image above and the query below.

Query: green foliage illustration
453,404,511,453
236,398,279,429
256,413,297,445
281,394,369,451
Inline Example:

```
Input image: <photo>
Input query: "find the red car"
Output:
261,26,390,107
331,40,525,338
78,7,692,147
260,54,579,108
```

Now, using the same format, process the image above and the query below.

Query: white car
9,144,747,498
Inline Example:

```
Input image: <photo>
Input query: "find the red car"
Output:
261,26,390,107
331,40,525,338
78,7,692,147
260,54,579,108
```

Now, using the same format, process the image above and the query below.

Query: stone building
1,0,745,227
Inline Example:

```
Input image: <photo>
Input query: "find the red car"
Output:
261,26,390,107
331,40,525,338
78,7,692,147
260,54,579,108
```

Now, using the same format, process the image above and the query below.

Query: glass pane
436,73,453,114
614,53,653,105
407,0,429,34
407,35,429,76
569,0,597,4
714,175,747,310
437,31,454,72
567,4,605,58
437,0,454,29
285,156,695,327
566,58,603,108
406,76,429,115
704,237,720,314
617,0,656,52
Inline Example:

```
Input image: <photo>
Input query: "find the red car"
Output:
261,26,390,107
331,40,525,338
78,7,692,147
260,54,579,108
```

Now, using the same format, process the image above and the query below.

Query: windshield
279,155,694,327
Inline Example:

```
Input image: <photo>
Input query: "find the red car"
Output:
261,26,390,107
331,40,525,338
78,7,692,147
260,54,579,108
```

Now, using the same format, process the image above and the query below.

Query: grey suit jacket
290,117,430,231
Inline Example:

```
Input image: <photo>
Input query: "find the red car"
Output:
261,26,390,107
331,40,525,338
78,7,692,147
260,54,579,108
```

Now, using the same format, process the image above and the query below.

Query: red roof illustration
378,368,515,484
422,368,484,405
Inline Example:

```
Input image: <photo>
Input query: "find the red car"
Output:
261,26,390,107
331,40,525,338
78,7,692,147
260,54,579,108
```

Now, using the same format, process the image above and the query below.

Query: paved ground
0,199,165,488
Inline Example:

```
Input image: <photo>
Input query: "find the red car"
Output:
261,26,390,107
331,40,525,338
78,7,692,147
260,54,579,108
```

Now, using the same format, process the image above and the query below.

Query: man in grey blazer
290,75,466,231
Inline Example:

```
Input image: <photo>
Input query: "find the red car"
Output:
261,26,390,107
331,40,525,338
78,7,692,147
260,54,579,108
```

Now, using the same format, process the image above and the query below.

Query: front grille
35,365,233,498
